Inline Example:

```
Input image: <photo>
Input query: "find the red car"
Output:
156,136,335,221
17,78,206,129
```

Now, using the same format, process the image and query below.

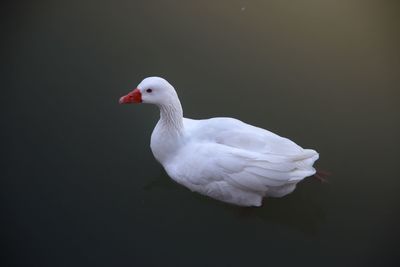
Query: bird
119,77,319,207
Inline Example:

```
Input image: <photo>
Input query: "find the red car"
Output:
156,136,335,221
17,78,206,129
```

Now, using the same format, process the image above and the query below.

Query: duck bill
119,88,142,104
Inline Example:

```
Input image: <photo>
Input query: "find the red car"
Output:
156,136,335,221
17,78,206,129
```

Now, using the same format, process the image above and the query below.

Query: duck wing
181,117,319,194
213,146,318,193
188,117,314,156
169,141,317,201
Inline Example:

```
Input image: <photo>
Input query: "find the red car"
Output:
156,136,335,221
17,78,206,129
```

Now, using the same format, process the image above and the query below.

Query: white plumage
120,77,319,207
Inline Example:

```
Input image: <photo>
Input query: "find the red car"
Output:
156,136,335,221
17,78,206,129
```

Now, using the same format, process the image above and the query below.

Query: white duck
119,77,319,207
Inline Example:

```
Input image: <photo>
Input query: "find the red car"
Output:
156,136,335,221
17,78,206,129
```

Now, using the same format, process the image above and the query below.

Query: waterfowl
119,77,319,207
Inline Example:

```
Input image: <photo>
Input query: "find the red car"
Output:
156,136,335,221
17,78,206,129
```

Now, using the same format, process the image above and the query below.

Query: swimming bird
119,77,319,207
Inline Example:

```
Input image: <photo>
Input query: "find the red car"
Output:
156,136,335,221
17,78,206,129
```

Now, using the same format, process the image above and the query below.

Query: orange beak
119,88,142,104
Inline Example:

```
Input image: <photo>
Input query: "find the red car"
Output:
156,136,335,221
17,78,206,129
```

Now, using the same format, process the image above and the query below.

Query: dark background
1,0,399,266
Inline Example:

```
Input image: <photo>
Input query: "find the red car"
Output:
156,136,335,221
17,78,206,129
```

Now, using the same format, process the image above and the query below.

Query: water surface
2,1,399,266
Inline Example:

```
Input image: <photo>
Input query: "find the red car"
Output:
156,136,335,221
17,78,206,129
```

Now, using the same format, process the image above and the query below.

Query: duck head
119,77,177,106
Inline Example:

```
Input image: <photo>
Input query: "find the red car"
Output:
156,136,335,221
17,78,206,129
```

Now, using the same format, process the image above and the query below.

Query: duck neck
158,97,184,136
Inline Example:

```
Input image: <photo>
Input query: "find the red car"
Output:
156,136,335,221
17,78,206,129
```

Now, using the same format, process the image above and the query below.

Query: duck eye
146,88,152,93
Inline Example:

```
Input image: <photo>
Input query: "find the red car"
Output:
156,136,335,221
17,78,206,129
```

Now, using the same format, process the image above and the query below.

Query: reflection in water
233,187,326,236
145,173,325,235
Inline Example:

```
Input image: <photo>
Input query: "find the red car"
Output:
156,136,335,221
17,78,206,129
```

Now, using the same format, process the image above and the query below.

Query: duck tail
294,149,319,169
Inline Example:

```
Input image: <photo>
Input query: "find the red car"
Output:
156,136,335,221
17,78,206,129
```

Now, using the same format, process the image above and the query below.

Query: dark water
2,1,400,266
